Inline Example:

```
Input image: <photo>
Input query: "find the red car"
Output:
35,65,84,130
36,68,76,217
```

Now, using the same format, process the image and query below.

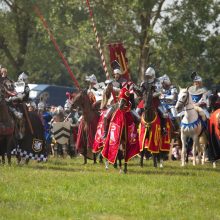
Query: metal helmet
18,72,28,83
193,75,202,82
145,67,156,83
56,105,64,113
64,101,72,112
160,74,171,86
191,71,202,82
28,101,37,110
85,74,98,84
37,102,45,111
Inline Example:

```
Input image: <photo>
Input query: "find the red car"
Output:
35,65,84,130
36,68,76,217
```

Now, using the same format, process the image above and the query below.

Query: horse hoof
213,162,216,168
105,166,109,170
159,164,163,168
119,169,122,174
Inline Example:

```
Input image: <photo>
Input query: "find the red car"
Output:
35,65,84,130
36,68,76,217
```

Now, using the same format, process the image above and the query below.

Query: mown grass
0,156,220,220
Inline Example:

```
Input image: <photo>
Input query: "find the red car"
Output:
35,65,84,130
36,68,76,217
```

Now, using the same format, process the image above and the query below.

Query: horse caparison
71,90,99,164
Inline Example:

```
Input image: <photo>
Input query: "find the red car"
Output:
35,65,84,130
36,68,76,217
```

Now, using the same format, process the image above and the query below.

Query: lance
85,0,117,103
85,0,110,79
33,4,80,90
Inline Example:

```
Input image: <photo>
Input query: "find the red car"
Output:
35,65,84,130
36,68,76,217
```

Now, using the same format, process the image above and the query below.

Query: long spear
85,0,117,103
85,0,110,79
33,4,80,90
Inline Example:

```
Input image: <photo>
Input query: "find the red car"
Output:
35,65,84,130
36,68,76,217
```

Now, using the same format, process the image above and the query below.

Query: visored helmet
145,67,156,83
18,72,28,83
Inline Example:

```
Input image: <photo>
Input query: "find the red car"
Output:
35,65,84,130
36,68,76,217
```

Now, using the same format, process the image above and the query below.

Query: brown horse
71,90,100,164
139,83,170,168
0,80,15,165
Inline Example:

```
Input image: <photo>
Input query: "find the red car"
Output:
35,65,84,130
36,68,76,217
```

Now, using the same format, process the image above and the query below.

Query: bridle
177,90,194,111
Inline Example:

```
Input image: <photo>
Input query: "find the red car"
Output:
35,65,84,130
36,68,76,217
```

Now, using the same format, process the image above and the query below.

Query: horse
208,109,220,168
0,80,15,165
139,83,170,168
14,108,48,163
102,87,140,173
175,87,209,166
71,89,100,164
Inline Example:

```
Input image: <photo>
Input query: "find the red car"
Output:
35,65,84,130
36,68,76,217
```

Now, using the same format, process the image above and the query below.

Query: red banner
109,43,130,80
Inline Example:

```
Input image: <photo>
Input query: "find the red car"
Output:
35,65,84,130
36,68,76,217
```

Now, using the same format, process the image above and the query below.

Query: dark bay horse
71,90,100,164
139,83,170,168
0,81,15,165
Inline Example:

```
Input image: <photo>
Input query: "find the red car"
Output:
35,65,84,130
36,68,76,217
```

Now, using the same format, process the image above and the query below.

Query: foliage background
0,0,219,88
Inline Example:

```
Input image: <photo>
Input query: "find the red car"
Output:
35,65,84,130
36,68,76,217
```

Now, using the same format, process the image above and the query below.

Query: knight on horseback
102,85,140,173
7,72,30,120
101,61,140,139
188,72,210,119
158,74,179,131
136,67,167,136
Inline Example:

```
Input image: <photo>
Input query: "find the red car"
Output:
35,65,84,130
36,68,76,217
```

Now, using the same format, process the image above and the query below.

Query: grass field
0,156,220,220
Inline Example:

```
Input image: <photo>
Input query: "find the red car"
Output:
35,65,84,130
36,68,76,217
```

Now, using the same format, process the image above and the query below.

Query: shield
51,121,71,144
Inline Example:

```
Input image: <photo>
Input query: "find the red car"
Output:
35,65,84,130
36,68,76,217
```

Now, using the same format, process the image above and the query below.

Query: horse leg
6,136,13,166
124,162,127,174
2,154,5,165
93,153,97,164
159,152,164,168
181,135,187,166
192,136,199,166
140,150,144,167
118,150,123,173
99,153,103,164
113,159,118,169
83,145,87,165
105,160,109,170
153,153,157,168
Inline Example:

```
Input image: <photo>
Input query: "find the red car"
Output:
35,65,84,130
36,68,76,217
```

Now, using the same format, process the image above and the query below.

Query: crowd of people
0,62,219,165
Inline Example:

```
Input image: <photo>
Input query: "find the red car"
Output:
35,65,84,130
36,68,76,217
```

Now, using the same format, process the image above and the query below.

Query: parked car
28,84,77,107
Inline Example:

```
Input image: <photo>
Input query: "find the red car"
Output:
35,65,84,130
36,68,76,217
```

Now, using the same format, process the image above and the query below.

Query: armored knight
85,74,102,110
158,74,178,119
188,72,210,118
136,66,167,135
8,72,30,119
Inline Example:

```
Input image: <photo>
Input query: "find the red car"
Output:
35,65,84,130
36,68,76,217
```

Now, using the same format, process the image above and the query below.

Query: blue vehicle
28,84,77,106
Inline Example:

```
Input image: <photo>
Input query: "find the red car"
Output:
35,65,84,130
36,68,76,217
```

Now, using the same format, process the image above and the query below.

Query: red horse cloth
139,114,162,153
76,114,99,153
161,119,171,152
93,110,106,153
102,109,140,164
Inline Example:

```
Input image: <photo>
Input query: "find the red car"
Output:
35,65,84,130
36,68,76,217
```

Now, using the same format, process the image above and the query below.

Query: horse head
143,83,153,111
175,87,191,113
71,89,90,110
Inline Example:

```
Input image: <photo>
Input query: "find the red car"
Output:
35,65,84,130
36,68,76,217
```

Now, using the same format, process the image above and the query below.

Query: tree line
0,0,219,89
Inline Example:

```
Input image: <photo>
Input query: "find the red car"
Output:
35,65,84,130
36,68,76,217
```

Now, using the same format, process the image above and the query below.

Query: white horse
175,87,208,166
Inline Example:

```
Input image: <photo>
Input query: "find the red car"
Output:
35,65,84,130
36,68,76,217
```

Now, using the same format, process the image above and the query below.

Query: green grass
0,156,220,220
